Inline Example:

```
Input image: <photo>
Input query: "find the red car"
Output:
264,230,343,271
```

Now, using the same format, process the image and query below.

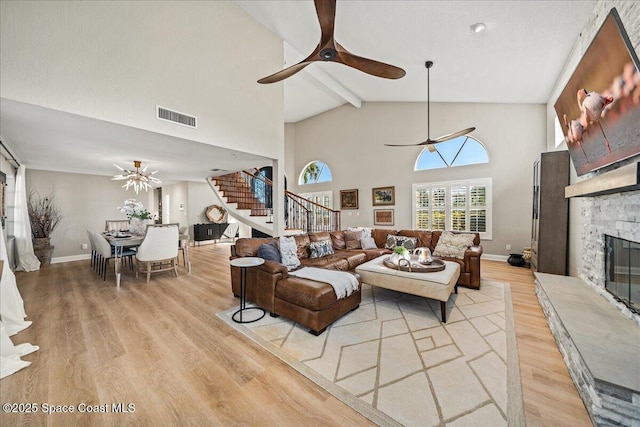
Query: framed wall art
340,189,358,210
374,209,394,226
372,186,395,206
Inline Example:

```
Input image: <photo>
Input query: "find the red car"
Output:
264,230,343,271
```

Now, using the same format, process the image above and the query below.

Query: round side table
230,257,266,323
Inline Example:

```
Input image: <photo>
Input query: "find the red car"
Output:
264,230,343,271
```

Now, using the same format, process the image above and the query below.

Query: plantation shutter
415,188,430,229
431,187,446,230
450,186,467,231
469,185,487,233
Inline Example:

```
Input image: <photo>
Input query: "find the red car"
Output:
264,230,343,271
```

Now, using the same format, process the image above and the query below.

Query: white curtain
0,224,32,335
0,223,38,378
14,165,40,272
0,320,38,379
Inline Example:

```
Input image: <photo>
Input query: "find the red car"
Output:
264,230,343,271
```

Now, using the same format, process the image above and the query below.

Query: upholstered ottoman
355,257,460,322
273,274,362,335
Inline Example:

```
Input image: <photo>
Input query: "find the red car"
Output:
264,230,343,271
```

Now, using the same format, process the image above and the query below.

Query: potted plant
119,199,152,235
27,189,62,265
390,246,411,265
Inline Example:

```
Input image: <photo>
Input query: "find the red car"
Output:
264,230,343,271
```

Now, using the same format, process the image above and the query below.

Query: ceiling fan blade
385,139,431,147
257,60,315,84
335,43,406,79
431,127,476,143
314,0,336,46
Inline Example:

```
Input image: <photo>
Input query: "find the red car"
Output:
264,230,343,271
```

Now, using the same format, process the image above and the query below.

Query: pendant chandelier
112,160,161,194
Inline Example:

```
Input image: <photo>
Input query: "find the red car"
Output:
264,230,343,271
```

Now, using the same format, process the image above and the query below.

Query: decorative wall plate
206,205,227,223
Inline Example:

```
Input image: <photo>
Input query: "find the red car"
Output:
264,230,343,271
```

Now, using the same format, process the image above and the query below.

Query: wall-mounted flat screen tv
554,8,640,176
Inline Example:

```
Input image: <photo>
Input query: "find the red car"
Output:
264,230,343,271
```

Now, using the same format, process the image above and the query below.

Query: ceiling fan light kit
112,160,161,194
385,61,475,148
257,0,406,84
470,22,486,33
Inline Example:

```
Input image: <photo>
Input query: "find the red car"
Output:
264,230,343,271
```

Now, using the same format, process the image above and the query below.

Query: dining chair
87,230,98,271
178,226,189,267
92,231,136,281
221,222,239,242
135,223,179,283
105,219,130,232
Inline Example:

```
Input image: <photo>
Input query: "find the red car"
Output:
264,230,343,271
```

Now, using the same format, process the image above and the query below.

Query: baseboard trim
483,253,509,262
51,254,91,264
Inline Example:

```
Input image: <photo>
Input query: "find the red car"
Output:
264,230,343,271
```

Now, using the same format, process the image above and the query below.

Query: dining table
103,233,144,289
104,231,191,289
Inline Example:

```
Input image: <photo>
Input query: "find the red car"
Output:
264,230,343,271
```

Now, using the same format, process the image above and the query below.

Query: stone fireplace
605,234,640,315
581,190,640,324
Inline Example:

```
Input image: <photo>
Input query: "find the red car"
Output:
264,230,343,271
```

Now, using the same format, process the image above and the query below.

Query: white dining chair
87,230,98,272
92,231,135,281
135,224,179,283
178,226,189,267
222,222,239,242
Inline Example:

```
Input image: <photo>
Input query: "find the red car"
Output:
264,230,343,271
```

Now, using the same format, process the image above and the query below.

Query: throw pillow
330,231,346,250
433,231,476,259
257,241,281,263
279,236,301,270
344,230,363,249
360,236,377,250
385,234,418,251
309,240,335,259
347,226,372,239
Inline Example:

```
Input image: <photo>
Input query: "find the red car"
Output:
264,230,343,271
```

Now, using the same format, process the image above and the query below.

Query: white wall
284,124,297,185
25,169,138,259
545,0,640,278
162,182,189,228
0,1,284,161
290,102,546,256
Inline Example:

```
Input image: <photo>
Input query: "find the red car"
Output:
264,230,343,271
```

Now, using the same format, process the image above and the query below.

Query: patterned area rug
218,280,525,427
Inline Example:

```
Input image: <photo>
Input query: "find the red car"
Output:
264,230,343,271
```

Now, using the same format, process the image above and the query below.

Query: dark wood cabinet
531,151,569,275
193,223,228,245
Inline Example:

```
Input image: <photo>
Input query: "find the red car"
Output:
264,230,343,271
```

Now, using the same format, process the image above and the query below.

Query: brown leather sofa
229,229,482,334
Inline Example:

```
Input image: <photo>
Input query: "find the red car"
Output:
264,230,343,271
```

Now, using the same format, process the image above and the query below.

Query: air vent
157,105,197,128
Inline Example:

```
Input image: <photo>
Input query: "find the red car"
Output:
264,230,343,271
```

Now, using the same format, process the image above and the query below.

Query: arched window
415,136,489,171
298,161,332,185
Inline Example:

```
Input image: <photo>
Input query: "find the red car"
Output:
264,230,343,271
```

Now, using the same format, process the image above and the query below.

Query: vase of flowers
27,189,62,265
119,199,152,235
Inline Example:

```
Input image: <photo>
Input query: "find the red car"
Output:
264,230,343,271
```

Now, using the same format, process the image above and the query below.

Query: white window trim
412,178,493,240
298,161,332,185
414,136,490,171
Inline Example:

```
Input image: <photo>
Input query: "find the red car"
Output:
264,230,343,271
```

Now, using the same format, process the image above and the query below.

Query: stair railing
246,169,341,232
237,170,270,216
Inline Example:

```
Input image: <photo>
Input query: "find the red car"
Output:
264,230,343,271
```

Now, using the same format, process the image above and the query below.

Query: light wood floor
1,244,592,426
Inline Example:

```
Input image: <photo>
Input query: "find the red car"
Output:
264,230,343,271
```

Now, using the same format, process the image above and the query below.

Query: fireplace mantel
565,162,640,198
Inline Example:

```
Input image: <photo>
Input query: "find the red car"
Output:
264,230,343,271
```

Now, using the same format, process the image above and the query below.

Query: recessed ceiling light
471,23,486,33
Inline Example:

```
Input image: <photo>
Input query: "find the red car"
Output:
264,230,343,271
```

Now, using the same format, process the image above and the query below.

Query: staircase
208,170,340,236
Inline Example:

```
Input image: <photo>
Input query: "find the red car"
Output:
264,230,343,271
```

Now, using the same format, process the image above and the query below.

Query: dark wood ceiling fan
385,61,475,151
257,0,406,84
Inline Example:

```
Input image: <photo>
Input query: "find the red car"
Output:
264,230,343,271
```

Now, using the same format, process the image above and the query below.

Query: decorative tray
382,256,446,273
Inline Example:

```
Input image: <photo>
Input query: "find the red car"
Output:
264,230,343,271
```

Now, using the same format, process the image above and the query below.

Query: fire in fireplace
605,235,640,314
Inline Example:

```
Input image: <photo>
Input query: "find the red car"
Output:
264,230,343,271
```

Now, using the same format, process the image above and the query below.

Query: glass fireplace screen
605,234,640,314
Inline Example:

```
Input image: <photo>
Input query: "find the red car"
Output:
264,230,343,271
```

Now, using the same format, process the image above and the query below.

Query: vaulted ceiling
237,0,596,122
1,1,596,180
